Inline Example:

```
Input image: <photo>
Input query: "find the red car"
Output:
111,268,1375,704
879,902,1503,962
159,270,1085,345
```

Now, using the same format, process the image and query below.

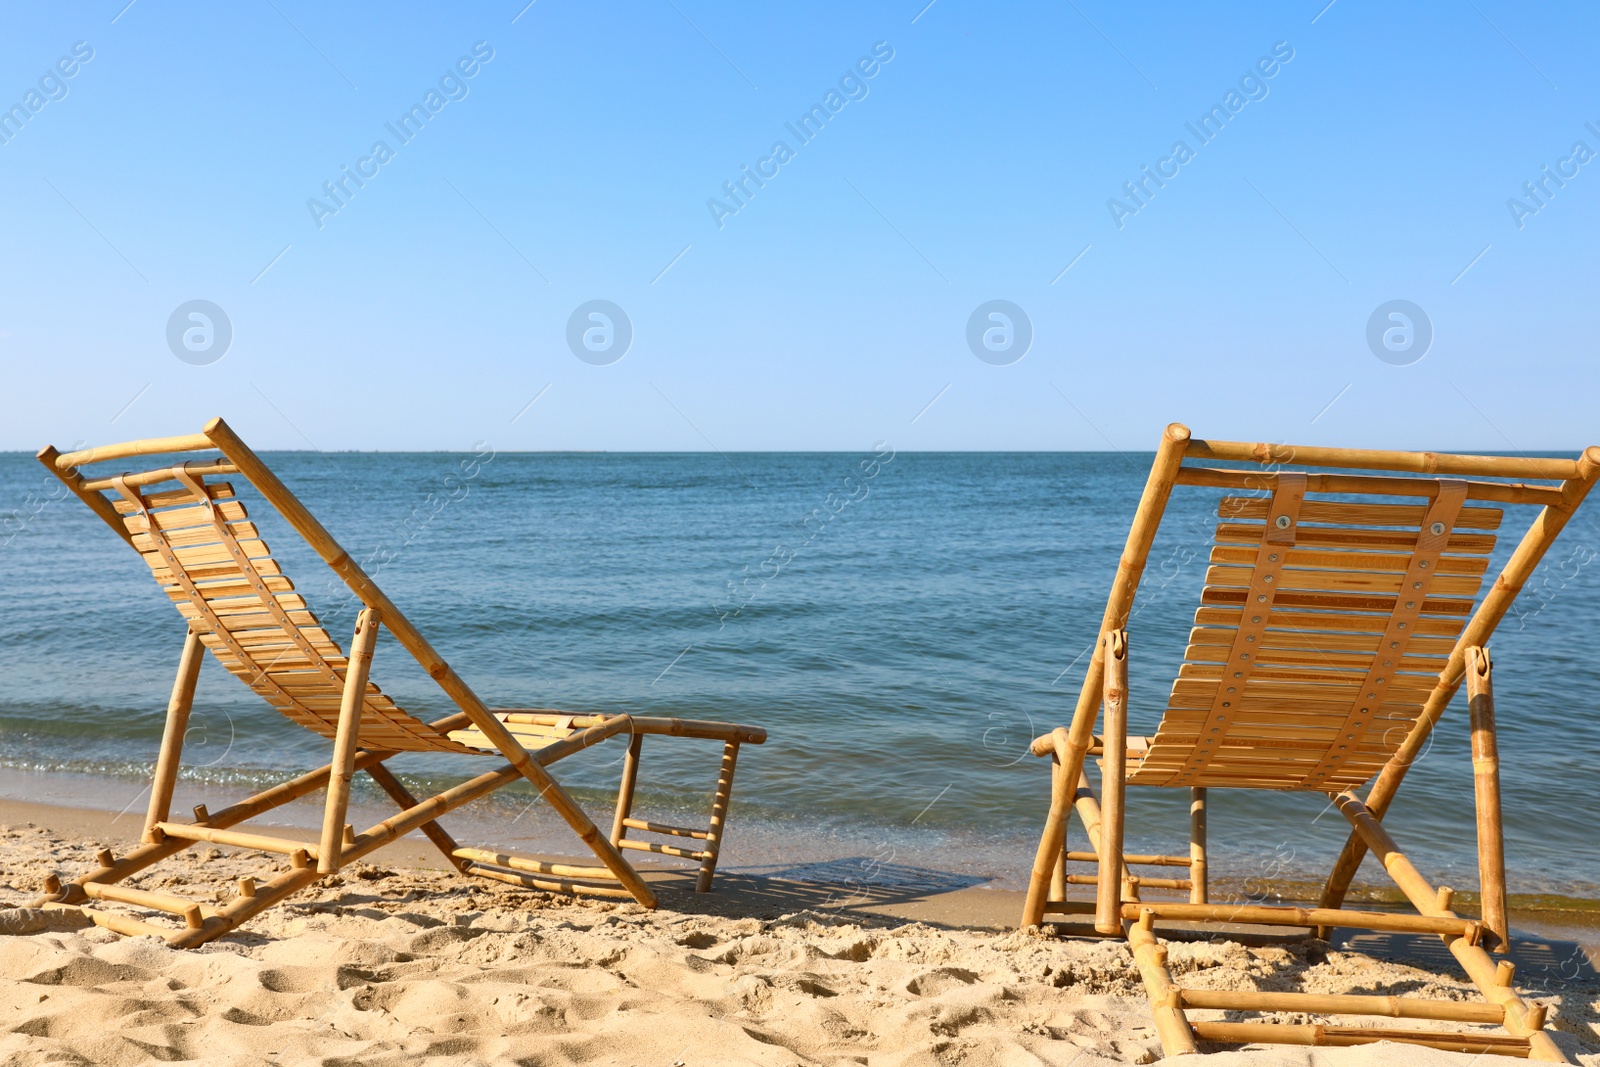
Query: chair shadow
1332,927,1600,994
643,857,994,925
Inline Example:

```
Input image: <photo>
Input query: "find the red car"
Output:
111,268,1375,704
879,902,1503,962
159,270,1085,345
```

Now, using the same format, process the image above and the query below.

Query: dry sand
2,814,1599,1066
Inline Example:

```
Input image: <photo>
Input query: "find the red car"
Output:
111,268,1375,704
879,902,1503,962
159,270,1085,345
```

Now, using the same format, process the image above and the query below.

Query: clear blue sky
2,1,1596,453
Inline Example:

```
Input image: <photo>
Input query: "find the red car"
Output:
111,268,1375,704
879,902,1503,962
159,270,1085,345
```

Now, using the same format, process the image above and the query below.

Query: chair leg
1129,907,1198,1056
1189,787,1208,905
1022,728,1074,927
1467,645,1509,951
1097,630,1128,934
696,741,739,893
1049,757,1069,901
1333,791,1563,1061
143,629,206,843
319,608,380,874
610,733,644,847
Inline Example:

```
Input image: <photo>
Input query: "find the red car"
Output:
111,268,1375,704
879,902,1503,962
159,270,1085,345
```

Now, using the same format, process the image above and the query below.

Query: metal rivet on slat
1397,622,1408,630
1262,574,1274,583
1418,560,1430,569
1221,701,1231,708
1245,635,1256,642
1413,581,1423,590
1251,615,1262,623
1257,595,1267,603
1268,553,1279,562
1276,515,1291,529
1431,522,1445,535
1233,671,1243,678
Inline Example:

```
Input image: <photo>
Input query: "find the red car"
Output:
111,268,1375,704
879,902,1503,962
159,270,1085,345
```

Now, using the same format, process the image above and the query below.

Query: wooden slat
1173,666,1437,691
1201,587,1477,616
1217,523,1496,553
1193,606,1466,637
1219,498,1502,530
1179,646,1444,673
1204,564,1482,598
112,483,236,512
179,608,321,633
1187,626,1456,656
132,521,260,550
1209,544,1488,575
123,500,248,531
150,557,285,581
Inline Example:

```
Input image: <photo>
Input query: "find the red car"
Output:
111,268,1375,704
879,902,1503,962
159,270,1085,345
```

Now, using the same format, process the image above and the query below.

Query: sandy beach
3,801,1598,1066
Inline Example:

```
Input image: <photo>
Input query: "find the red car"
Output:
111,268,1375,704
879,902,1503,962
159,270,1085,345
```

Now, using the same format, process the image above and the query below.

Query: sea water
2,449,1598,900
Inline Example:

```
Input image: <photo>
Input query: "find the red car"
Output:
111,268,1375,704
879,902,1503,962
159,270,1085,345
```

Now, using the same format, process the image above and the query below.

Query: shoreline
5,793,1599,956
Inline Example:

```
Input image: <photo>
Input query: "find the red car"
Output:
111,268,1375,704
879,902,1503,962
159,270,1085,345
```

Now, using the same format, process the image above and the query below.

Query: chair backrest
1129,479,1501,790
39,419,485,755
1081,427,1600,793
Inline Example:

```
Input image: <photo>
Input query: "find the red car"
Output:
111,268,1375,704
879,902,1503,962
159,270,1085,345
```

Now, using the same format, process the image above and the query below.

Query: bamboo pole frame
1188,788,1207,904
1177,988,1504,1023
1334,792,1562,1061
1096,631,1128,934
318,608,381,874
1129,908,1198,1056
35,445,135,548
1467,645,1509,951
1022,423,1191,927
610,733,643,846
1176,465,1565,506
696,741,740,893
143,629,205,842
1184,437,1580,481
1187,1021,1530,1056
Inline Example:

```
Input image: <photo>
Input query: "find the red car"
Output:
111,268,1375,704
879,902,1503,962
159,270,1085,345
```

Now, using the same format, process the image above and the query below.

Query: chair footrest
1189,1020,1531,1057
451,847,612,881
1065,849,1190,867
618,838,711,860
1177,988,1505,1024
154,821,316,859
81,882,212,926
621,817,710,840
1064,873,1192,890
461,861,635,899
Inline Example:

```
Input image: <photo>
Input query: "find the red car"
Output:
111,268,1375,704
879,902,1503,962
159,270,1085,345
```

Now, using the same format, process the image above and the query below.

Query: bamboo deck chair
1020,424,1600,1062
30,418,765,948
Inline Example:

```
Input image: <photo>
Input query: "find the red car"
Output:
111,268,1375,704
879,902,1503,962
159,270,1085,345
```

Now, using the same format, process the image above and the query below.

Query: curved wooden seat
1127,487,1504,792
111,468,480,755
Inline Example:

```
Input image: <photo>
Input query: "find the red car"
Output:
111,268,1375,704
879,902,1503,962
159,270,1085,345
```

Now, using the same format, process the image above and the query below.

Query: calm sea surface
2,450,1598,899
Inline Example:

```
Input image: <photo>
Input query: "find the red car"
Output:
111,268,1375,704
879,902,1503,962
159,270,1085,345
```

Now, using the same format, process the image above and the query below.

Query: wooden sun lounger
30,418,765,947
1021,424,1600,1062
